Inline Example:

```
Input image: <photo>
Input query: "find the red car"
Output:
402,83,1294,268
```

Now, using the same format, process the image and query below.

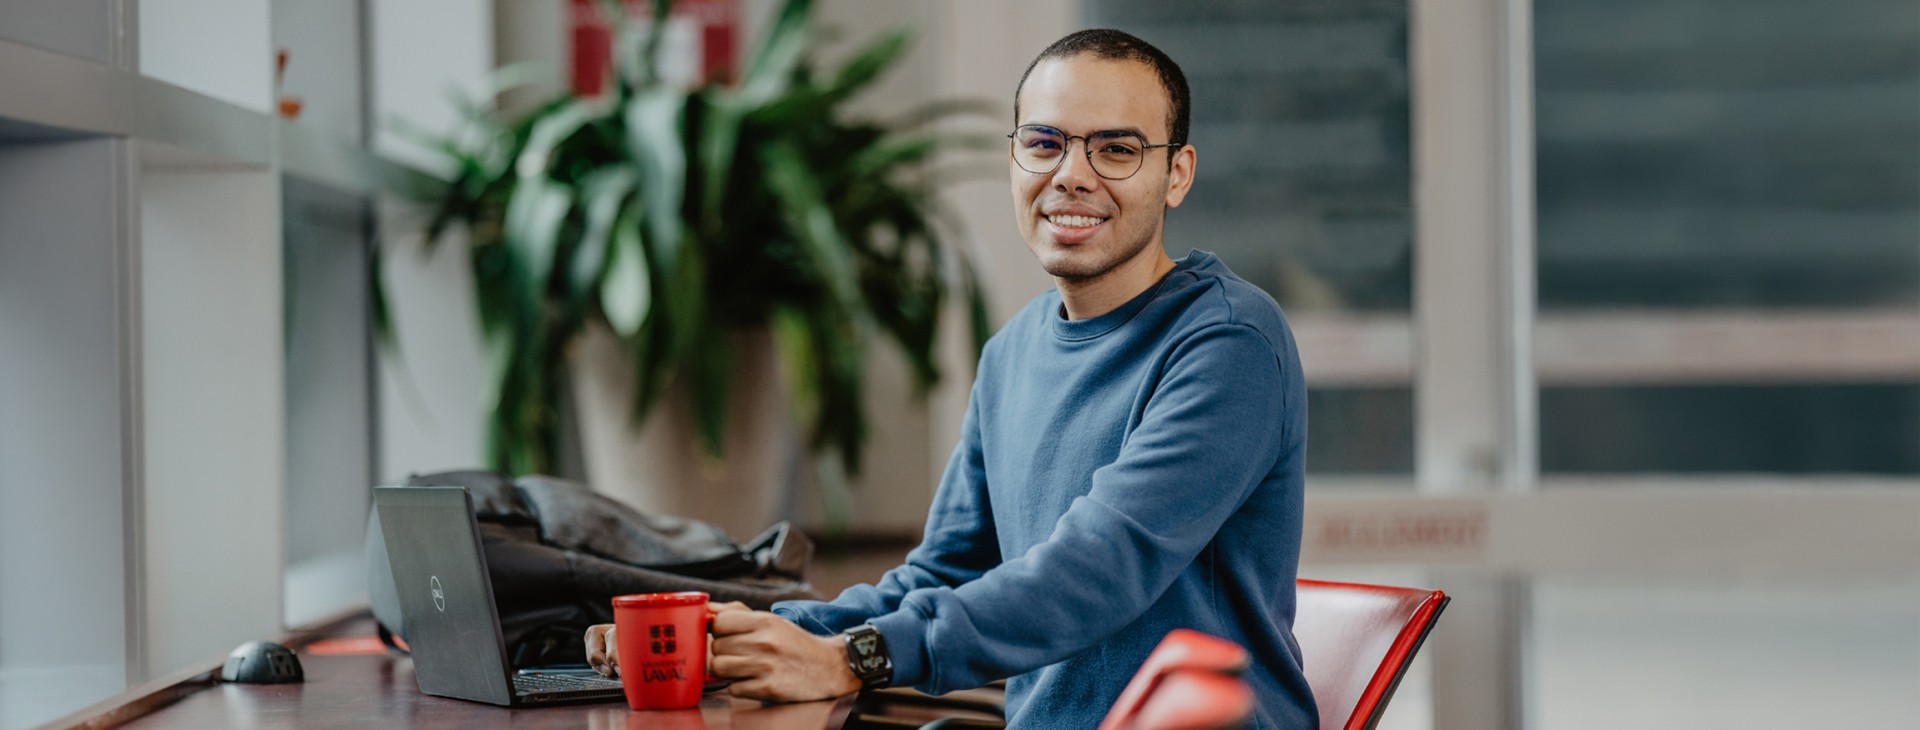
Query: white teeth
1048,214,1104,228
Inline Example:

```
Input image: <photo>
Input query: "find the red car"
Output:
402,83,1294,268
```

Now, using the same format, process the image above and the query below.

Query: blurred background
2,0,1917,728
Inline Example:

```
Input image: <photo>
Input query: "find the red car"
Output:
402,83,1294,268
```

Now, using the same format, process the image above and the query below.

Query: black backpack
366,469,819,667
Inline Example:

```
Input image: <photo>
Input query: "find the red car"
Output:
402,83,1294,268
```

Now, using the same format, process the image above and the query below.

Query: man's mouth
1046,213,1108,229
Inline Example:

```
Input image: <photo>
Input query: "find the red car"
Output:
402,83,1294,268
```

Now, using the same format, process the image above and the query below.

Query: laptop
373,485,626,706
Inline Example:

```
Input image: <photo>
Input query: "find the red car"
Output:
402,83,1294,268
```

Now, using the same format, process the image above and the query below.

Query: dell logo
430,575,445,612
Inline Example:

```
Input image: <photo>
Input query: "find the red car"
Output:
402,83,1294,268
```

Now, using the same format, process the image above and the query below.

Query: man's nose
1052,140,1099,192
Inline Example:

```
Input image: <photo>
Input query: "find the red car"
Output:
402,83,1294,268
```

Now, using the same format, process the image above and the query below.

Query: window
1534,0,1920,474
1087,0,1415,476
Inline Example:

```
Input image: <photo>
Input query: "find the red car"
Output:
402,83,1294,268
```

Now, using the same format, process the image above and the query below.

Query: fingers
711,633,784,661
727,678,773,701
584,624,618,677
707,601,751,615
710,608,774,636
708,654,757,680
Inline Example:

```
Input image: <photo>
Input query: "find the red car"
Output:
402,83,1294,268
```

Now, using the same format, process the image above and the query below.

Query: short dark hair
1014,29,1191,150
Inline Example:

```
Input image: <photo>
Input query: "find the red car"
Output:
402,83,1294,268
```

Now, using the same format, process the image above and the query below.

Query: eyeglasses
1007,125,1181,181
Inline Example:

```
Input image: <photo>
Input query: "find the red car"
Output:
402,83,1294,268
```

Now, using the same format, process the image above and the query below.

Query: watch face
851,632,887,671
848,627,891,680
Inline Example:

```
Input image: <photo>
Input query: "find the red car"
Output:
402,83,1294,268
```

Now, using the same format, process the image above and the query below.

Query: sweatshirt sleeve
866,324,1291,693
771,392,1002,635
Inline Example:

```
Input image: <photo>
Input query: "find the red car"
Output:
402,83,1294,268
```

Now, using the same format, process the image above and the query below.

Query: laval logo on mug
430,575,446,612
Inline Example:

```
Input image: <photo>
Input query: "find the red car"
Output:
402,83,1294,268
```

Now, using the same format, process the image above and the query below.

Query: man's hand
709,602,863,702
584,623,619,677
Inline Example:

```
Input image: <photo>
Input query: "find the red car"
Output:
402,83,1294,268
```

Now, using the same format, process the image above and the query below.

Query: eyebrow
1027,123,1151,139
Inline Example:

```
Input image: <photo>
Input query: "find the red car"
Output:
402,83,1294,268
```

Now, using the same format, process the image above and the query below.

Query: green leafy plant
401,0,990,477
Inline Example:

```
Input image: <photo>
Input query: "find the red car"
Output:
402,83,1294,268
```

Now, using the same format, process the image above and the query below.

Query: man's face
1011,55,1194,283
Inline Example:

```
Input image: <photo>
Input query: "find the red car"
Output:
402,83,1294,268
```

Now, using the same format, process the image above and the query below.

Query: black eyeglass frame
1006,125,1184,180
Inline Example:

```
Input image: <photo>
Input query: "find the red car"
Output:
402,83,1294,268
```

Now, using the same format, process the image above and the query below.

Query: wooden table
107,651,853,730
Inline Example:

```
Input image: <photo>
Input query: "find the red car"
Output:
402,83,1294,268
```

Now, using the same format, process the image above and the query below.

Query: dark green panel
1306,387,1414,475
1541,384,1920,474
1535,0,1920,309
1084,0,1412,313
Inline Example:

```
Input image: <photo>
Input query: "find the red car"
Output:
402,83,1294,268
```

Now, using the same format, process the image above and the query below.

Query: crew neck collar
1052,250,1210,341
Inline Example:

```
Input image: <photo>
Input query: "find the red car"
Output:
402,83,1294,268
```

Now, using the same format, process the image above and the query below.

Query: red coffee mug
613,592,712,710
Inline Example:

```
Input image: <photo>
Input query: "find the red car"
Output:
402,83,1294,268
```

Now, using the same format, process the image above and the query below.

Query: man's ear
1164,144,1196,209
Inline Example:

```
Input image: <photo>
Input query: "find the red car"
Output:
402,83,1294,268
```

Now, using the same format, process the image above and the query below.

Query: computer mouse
220,640,305,684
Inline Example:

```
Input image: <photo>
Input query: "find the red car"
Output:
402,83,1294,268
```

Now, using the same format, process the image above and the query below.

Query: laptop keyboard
513,672,624,694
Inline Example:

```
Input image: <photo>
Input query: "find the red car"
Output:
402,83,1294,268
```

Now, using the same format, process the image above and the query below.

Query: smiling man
588,29,1317,728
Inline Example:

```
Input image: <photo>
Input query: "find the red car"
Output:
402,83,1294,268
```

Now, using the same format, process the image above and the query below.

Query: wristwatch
843,624,893,690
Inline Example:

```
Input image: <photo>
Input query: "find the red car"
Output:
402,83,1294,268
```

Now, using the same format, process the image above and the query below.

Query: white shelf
0,0,488,711
0,39,129,138
0,38,438,196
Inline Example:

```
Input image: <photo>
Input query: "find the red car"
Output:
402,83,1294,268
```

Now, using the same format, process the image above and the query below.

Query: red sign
570,0,739,96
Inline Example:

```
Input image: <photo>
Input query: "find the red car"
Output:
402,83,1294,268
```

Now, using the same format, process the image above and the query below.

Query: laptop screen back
373,486,516,705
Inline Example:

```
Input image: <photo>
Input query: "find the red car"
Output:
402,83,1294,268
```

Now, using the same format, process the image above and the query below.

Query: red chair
868,630,1253,730
862,580,1451,730
1293,579,1450,730
1097,629,1256,730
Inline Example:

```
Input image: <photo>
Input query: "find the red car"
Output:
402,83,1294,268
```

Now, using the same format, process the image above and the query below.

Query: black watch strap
843,624,893,690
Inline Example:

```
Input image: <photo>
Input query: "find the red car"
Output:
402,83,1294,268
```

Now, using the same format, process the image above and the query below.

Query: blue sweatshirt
774,250,1316,729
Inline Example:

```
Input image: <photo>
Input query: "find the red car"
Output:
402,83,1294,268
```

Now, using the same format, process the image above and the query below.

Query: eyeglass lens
1011,126,1147,179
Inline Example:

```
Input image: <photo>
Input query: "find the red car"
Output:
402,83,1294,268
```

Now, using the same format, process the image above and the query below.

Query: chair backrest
1098,629,1256,730
1292,579,1449,730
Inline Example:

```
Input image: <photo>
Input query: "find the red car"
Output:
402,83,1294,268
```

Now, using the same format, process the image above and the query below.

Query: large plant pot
572,323,797,542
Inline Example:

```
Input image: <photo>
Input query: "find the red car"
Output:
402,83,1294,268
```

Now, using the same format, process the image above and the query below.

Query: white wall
369,0,495,480
491,0,567,113
370,0,493,176
271,0,365,140
138,166,285,677
139,0,273,113
0,139,130,711
374,203,489,481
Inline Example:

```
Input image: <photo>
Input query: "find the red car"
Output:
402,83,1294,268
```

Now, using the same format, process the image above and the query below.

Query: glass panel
1533,576,1920,729
139,0,273,113
1084,0,1413,313
282,176,374,626
271,0,365,141
1540,384,1920,474
1535,0,1920,309
1307,387,1414,475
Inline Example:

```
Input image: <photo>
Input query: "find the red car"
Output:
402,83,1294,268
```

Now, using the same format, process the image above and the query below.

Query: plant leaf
570,168,638,302
664,230,707,375
847,136,941,181
516,100,596,179
501,99,594,313
607,0,677,92
960,254,993,362
448,61,553,121
369,240,398,354
500,178,572,311
738,0,812,106
696,95,744,229
688,329,731,458
768,305,821,430
823,29,909,103
763,140,860,313
601,207,653,338
624,88,688,268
